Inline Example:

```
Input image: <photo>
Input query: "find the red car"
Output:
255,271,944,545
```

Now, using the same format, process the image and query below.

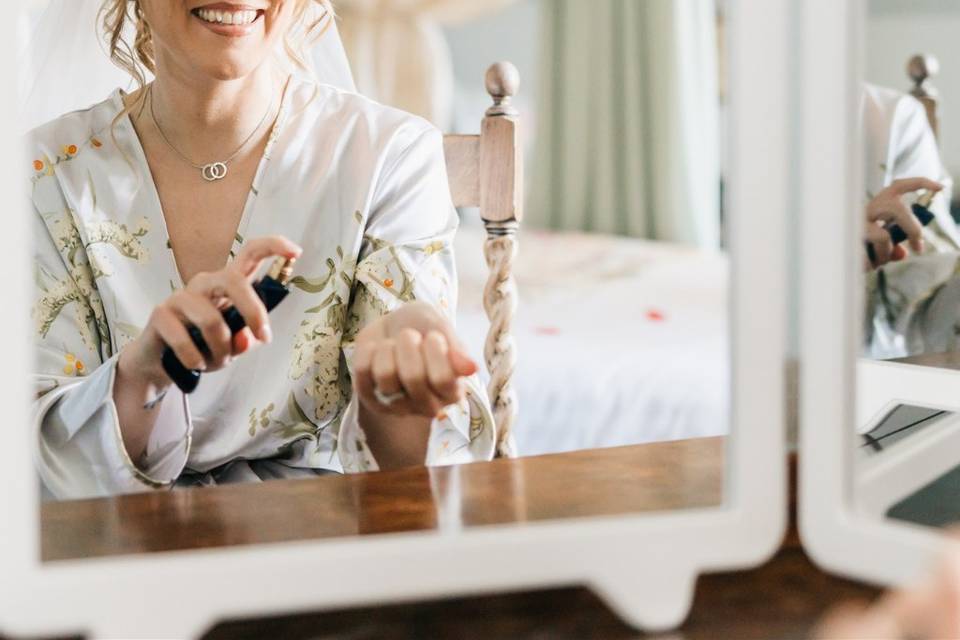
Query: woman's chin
198,59,264,82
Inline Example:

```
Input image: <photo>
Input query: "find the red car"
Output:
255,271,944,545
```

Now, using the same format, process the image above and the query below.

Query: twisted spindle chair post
442,62,523,457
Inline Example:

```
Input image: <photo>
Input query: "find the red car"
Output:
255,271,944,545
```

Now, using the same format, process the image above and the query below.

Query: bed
454,223,730,456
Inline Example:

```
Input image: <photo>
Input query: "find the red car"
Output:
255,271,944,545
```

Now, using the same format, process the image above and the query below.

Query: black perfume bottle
866,190,937,265
161,256,296,393
886,189,937,245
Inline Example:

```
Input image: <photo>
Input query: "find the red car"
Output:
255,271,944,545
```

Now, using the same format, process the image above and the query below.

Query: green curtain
529,0,720,248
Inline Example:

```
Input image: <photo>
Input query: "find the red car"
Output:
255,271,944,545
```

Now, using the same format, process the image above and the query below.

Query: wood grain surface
43,438,724,562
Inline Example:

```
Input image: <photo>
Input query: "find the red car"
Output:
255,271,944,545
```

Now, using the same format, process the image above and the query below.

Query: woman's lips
192,7,263,36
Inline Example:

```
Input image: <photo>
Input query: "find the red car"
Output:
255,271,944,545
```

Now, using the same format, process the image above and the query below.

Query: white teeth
196,8,258,26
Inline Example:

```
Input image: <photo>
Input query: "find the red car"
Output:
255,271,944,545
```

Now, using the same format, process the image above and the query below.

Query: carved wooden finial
907,53,940,96
907,53,941,140
485,62,521,117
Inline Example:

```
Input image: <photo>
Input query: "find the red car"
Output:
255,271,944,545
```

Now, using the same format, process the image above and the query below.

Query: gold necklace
148,84,276,182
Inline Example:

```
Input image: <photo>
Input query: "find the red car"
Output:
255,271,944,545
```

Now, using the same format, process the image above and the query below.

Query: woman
28,0,496,500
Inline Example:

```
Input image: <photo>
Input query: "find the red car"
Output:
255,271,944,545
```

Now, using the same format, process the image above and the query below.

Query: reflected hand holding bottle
120,236,302,389
114,236,302,466
864,177,943,270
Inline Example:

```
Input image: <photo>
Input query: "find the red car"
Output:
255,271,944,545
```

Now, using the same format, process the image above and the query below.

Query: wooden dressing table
43,438,724,561
36,435,881,639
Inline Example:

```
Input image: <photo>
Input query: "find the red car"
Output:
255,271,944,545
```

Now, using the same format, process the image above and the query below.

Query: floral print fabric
29,78,496,500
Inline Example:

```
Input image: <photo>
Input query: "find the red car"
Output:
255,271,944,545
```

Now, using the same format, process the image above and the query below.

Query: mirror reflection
856,403,960,528
856,0,960,530
24,0,730,560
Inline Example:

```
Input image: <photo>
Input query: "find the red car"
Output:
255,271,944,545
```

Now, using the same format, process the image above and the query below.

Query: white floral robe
861,83,960,358
29,77,496,500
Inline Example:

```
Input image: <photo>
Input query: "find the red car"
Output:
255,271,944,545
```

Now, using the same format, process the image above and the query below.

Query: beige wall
442,0,540,136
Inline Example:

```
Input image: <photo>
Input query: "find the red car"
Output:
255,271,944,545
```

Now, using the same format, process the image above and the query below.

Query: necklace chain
148,84,276,182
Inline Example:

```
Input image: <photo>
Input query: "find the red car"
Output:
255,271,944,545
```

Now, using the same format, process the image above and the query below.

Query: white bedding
454,225,730,456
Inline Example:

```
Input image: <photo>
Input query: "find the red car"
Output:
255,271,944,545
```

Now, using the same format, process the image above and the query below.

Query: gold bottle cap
267,256,296,285
917,190,937,209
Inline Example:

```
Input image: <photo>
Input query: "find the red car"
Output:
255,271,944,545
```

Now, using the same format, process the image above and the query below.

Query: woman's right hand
864,177,943,270
119,236,302,389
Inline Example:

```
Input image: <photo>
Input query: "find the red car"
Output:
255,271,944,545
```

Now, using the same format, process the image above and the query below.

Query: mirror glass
24,0,731,562
856,403,960,527
855,0,960,530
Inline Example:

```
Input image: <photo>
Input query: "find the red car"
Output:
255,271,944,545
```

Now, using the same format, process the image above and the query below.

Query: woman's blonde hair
98,0,336,89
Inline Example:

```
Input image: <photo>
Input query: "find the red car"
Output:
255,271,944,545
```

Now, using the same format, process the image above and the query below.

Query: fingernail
262,325,273,344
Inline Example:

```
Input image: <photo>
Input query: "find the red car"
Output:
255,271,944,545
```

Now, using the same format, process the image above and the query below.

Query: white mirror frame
855,361,960,519
799,0,954,589
0,1,788,637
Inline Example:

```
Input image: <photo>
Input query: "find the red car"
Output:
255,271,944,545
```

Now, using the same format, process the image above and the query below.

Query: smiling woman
26,0,498,499
4,1,796,635
99,0,335,84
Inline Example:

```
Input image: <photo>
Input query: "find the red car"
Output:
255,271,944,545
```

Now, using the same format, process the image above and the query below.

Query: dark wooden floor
0,549,882,640
198,544,877,640
201,458,878,640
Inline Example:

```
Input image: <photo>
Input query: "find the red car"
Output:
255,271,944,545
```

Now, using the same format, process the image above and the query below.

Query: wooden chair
443,62,523,458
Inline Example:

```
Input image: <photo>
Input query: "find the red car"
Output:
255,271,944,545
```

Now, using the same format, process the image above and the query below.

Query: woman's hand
114,235,300,465
352,301,478,419
864,177,943,269
119,236,302,390
814,535,960,639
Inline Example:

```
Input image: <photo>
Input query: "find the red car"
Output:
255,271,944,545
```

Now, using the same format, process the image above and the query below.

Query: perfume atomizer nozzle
916,190,937,209
267,256,296,285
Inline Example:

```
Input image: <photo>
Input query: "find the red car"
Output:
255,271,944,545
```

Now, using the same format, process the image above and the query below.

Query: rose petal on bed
533,326,562,336
646,309,666,322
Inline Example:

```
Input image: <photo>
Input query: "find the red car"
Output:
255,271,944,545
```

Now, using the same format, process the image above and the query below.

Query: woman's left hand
352,301,478,418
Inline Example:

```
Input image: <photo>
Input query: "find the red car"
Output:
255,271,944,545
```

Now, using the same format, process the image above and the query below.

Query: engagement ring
373,387,407,407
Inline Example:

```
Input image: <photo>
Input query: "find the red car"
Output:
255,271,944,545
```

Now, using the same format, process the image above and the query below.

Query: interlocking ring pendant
201,162,228,182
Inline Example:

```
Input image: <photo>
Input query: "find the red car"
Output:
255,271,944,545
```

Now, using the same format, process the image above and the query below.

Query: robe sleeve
31,192,192,500
335,125,497,472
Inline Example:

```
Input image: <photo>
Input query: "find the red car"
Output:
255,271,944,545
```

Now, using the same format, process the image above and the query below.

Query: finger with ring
373,387,407,407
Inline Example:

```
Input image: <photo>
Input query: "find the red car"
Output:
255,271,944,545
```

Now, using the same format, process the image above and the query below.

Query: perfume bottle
866,190,937,265
886,189,937,245
161,256,296,393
